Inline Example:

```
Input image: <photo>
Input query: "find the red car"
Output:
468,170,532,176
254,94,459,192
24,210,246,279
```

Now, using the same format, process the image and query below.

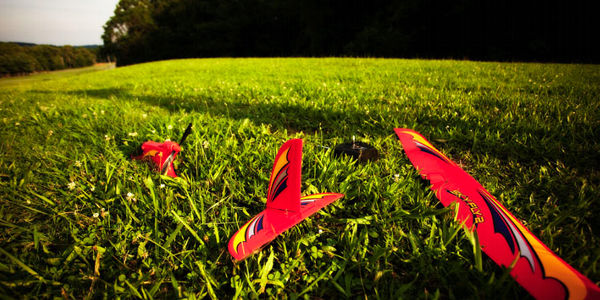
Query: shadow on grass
29,86,600,238
30,87,600,171
38,87,378,136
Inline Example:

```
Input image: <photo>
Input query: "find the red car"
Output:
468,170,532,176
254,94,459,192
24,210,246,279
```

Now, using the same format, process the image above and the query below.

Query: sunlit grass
0,63,115,88
0,58,598,298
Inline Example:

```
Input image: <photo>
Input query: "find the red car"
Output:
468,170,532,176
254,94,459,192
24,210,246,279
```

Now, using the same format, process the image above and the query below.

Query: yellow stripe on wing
400,130,453,164
231,215,258,255
301,193,336,200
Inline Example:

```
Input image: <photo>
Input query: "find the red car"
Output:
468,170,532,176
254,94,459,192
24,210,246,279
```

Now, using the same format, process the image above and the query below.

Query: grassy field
0,63,115,89
0,58,599,299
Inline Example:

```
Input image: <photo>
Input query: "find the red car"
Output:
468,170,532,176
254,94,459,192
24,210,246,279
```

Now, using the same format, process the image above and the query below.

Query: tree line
102,0,599,66
0,43,96,76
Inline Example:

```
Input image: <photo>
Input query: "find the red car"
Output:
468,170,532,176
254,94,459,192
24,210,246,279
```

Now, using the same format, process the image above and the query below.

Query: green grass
0,58,599,299
0,63,115,88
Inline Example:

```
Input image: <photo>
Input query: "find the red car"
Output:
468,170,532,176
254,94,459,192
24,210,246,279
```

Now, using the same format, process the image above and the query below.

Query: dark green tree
1,42,96,75
102,0,155,66
100,0,599,64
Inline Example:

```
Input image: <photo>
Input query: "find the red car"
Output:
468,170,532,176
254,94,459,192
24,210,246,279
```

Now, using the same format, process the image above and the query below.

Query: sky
0,0,120,46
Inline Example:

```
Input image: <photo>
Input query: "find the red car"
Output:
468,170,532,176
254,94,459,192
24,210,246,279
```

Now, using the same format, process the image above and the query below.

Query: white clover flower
128,132,138,137
393,174,400,182
167,125,173,130
93,212,99,218
202,141,210,149
74,160,82,167
68,181,76,190
318,229,323,234
159,184,165,189
126,192,135,202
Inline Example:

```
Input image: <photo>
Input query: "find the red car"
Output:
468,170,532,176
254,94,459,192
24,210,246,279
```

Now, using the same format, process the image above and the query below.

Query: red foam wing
395,128,600,300
395,128,600,299
228,139,343,261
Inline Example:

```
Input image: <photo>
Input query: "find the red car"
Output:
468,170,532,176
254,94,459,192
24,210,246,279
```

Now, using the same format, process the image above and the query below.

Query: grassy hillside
0,63,115,88
1,58,599,298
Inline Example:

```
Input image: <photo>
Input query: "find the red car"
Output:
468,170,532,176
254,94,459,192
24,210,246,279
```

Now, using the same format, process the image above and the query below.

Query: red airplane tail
265,139,302,213
228,139,343,261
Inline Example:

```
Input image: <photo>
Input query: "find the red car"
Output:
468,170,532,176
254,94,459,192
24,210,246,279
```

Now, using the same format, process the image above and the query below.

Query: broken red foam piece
132,140,181,177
